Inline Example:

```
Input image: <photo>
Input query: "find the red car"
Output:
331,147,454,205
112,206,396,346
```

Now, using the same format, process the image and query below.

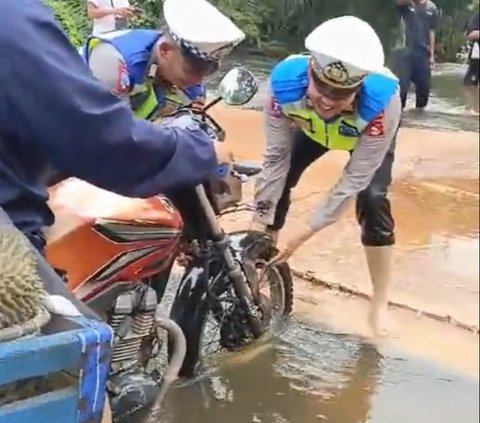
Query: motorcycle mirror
217,67,258,106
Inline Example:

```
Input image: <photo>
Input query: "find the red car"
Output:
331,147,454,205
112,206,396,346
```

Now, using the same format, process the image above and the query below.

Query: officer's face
307,69,358,120
156,41,211,88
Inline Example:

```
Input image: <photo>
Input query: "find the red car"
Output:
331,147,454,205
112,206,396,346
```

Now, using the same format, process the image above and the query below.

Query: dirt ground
210,106,479,376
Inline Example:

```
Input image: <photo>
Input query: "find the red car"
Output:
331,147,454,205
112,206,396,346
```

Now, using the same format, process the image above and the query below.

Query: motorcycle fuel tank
46,178,182,296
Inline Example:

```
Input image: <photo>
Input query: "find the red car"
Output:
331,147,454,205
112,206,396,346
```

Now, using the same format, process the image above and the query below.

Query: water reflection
158,321,479,423
161,324,383,423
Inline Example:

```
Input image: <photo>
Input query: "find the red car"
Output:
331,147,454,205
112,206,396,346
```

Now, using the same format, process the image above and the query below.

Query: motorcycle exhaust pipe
146,317,187,420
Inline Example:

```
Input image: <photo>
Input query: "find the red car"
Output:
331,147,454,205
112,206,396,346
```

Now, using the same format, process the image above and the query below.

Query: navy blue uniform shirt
0,0,217,251
397,0,440,57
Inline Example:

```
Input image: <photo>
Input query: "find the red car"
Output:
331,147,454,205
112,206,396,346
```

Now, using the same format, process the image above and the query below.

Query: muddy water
210,57,479,133
165,58,480,423
158,320,479,423
211,103,479,329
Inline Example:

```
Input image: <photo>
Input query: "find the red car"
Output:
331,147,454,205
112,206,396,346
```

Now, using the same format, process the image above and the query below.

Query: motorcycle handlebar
164,106,229,179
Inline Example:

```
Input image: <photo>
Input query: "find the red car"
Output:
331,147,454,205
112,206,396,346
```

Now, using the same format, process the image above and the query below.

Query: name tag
338,121,360,137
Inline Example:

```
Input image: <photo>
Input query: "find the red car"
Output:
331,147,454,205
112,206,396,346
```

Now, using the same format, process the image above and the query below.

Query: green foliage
43,0,477,61
435,0,478,59
43,0,90,47
130,0,162,29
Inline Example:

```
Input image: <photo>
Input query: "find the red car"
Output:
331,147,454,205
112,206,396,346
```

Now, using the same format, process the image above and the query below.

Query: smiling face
306,66,361,120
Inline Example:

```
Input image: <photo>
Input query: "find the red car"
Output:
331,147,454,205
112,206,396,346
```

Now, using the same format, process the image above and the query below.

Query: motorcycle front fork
194,185,264,338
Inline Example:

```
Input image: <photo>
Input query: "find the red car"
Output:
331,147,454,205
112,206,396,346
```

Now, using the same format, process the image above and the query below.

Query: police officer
252,16,402,337
0,0,237,254
83,0,245,121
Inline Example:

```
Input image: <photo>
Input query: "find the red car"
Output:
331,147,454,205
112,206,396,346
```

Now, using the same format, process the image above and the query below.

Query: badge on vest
338,120,360,138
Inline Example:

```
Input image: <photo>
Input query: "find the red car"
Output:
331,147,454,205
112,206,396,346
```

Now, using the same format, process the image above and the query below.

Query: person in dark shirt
0,0,233,254
0,3,236,420
392,0,441,109
463,10,480,116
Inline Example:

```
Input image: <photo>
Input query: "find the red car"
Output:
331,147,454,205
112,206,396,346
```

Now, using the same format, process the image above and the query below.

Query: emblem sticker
114,62,130,96
323,61,349,84
268,96,283,118
364,112,386,138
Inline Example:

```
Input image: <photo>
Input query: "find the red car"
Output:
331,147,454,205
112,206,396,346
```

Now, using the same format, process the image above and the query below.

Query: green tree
43,0,476,61
43,0,90,47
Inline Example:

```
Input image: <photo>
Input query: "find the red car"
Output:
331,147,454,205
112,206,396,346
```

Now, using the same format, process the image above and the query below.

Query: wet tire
170,230,294,377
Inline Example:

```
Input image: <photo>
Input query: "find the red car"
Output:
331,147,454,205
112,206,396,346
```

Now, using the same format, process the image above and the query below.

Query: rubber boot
364,245,393,337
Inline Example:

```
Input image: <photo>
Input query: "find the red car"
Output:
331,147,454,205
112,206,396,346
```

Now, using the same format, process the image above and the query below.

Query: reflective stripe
283,105,360,151
129,84,158,120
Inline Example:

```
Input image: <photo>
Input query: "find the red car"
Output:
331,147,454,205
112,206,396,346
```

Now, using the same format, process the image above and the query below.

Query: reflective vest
270,55,399,151
83,30,205,121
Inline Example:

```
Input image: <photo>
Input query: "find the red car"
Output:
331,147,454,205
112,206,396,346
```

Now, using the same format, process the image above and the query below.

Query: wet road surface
212,104,479,330
158,320,479,423
189,59,479,421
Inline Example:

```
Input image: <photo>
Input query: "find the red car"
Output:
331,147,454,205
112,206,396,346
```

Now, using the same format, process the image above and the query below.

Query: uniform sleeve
309,92,402,232
252,90,294,225
88,42,131,100
264,93,294,158
427,2,441,30
0,0,217,198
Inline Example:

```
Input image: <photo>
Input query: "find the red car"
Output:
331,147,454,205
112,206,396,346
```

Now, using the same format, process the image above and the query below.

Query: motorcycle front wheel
169,230,293,378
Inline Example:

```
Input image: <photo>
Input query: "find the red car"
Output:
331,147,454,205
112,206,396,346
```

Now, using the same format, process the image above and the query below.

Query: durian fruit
0,226,47,330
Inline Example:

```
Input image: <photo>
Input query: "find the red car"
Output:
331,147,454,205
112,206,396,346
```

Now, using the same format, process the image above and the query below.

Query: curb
292,268,480,335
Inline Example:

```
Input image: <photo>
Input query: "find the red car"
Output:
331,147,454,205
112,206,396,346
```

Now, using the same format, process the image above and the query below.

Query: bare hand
270,227,315,264
470,30,480,41
214,142,233,165
429,54,435,69
115,6,135,18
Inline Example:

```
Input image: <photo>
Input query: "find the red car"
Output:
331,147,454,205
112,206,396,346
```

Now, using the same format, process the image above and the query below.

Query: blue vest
270,55,399,150
83,30,205,119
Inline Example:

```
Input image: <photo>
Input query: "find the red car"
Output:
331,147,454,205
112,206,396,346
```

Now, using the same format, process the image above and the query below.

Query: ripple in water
159,319,479,423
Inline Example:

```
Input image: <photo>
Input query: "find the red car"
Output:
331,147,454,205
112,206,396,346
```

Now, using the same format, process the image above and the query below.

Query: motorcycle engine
107,286,161,422
108,286,158,373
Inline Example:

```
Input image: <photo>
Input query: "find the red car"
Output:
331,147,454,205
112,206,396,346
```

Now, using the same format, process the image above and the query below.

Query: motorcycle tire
170,230,293,378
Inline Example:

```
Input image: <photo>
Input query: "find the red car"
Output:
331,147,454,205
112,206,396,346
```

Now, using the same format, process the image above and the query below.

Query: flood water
175,55,480,423
210,55,480,133
158,320,479,423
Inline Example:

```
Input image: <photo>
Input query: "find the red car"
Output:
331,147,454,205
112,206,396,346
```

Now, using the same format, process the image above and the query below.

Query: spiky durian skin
0,226,47,329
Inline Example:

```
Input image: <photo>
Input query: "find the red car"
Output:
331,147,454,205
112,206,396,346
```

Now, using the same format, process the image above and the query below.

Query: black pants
464,59,480,87
268,130,396,247
392,50,431,109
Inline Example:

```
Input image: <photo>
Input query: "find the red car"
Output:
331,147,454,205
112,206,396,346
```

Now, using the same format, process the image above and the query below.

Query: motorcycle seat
233,160,263,177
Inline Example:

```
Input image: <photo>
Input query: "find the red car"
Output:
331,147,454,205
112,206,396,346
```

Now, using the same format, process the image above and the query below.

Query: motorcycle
45,68,294,422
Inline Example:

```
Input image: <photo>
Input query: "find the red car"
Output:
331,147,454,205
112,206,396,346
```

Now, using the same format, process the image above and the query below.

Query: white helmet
164,0,245,64
305,16,385,89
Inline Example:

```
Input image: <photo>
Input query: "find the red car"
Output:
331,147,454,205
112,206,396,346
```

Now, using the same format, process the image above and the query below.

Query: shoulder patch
364,112,385,138
268,96,283,118
114,62,130,96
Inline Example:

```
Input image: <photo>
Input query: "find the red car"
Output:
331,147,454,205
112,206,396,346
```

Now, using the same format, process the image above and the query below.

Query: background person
392,0,441,110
